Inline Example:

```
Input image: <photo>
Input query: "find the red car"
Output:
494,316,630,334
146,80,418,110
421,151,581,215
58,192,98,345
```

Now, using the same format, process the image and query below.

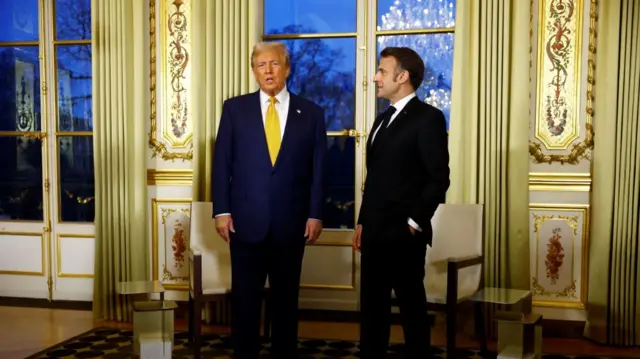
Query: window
0,0,94,223
376,0,455,126
262,0,456,231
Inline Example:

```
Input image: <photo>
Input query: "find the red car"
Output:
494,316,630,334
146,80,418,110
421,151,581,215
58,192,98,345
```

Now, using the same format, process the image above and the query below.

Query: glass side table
468,287,542,359
116,280,175,358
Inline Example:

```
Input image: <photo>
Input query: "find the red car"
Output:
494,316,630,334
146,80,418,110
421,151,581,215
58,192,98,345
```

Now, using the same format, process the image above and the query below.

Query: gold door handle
339,129,367,146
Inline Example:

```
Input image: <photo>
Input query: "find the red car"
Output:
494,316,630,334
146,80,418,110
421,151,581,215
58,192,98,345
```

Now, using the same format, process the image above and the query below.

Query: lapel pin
297,109,301,114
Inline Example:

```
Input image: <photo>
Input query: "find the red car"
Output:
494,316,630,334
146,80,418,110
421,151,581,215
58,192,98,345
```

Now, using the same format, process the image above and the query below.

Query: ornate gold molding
529,172,591,191
529,203,590,308
149,0,193,161
529,0,596,164
151,198,192,291
147,169,193,185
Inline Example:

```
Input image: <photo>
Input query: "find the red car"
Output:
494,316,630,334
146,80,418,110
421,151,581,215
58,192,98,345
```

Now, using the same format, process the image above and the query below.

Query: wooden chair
187,201,271,359
391,203,485,357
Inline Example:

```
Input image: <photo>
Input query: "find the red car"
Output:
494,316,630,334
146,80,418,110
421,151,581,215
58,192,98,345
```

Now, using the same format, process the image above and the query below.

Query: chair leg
475,302,487,356
193,300,202,359
188,296,194,343
446,306,457,359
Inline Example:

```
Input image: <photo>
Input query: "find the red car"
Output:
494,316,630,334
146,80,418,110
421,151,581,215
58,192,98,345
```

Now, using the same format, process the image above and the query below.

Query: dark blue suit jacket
211,90,327,244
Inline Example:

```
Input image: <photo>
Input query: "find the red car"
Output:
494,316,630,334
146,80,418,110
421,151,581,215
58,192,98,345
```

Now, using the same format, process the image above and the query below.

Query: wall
528,0,595,313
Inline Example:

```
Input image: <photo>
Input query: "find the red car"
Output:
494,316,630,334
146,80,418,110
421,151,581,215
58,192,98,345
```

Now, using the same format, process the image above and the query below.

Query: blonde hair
251,41,290,68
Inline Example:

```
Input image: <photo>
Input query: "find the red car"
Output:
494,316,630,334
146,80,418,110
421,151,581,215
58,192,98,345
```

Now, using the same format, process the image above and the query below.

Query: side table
116,280,176,358
468,287,542,359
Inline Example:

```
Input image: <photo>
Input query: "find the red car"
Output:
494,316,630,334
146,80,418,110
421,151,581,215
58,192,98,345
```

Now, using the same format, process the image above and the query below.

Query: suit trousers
359,224,431,358
230,232,306,359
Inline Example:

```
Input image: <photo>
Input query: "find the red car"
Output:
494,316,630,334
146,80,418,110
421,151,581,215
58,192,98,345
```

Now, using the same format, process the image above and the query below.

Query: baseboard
0,297,92,311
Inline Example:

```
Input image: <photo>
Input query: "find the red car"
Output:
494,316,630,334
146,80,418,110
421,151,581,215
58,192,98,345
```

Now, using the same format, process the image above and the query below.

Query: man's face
252,50,289,95
373,56,404,100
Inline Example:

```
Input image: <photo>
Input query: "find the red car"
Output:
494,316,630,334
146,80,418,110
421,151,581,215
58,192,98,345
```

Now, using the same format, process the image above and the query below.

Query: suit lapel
372,97,420,154
247,91,273,166
273,93,301,169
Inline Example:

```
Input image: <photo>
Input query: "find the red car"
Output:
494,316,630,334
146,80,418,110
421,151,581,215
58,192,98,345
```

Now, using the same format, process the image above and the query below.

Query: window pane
56,45,92,132
58,136,94,222
0,136,43,221
324,136,355,229
376,33,454,128
55,0,91,40
378,0,456,30
0,46,42,132
0,0,39,42
265,0,356,34
274,38,356,131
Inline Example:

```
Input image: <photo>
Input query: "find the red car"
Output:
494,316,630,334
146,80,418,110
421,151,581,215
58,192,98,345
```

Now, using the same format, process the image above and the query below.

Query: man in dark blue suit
212,41,327,359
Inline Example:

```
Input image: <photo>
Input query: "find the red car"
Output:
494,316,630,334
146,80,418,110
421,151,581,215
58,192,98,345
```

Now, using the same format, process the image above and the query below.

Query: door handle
339,129,367,146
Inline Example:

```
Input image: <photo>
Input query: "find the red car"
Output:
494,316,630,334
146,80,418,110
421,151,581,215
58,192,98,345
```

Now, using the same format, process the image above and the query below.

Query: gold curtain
585,0,640,345
91,0,149,321
190,0,261,323
447,0,531,289
191,0,261,202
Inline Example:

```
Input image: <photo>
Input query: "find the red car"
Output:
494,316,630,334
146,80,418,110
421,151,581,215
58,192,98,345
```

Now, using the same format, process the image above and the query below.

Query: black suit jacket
357,96,450,246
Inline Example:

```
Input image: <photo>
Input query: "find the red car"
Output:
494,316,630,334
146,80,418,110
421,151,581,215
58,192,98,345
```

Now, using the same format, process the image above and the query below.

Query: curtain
190,0,261,323
585,0,640,345
447,0,531,290
191,0,261,201
92,0,149,321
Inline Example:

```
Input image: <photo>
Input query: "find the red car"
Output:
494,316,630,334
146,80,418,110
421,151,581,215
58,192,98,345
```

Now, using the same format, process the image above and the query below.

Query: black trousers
230,233,306,359
359,224,431,358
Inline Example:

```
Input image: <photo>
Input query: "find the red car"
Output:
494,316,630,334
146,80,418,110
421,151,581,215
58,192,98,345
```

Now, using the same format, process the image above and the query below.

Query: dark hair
380,47,424,91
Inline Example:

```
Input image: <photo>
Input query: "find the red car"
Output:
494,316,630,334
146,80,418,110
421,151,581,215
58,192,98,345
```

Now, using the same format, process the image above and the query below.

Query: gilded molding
529,203,590,308
147,169,193,185
529,0,596,164
529,172,591,191
151,198,192,291
148,0,193,161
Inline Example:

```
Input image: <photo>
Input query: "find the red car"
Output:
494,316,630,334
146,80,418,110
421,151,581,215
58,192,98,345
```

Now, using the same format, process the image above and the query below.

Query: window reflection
55,0,91,40
0,0,39,42
0,136,43,221
58,136,94,222
56,45,92,132
376,33,454,128
0,46,41,132
377,0,456,30
323,136,355,229
264,0,356,34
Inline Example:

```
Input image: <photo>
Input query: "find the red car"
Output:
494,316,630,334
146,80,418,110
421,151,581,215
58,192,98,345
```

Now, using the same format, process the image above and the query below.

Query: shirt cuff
308,218,322,222
215,213,231,217
408,218,422,231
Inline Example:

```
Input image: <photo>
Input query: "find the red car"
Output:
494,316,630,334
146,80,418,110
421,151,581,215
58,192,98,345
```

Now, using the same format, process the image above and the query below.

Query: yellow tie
265,96,281,165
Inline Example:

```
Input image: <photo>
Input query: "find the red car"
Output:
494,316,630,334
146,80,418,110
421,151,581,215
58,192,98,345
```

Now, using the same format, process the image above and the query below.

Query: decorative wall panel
149,0,193,161
151,198,192,290
529,0,596,165
529,204,589,308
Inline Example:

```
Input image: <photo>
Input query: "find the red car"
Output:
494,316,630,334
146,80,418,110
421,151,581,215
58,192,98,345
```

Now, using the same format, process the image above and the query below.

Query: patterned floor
25,327,609,359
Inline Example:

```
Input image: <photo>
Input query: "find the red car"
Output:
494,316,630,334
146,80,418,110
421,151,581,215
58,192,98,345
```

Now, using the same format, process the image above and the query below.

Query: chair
187,201,271,359
391,203,485,357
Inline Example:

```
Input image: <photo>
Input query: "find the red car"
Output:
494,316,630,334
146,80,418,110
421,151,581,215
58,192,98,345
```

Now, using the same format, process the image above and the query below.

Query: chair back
424,203,483,302
189,201,231,287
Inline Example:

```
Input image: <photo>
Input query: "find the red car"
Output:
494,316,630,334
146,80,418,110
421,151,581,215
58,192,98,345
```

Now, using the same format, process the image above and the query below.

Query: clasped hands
215,215,323,244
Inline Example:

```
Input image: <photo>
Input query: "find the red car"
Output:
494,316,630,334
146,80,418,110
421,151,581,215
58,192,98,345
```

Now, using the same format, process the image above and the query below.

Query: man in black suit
353,47,450,358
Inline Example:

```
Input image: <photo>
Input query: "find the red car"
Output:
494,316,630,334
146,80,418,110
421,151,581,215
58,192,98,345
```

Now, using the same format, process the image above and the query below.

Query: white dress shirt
259,86,290,139
370,92,422,232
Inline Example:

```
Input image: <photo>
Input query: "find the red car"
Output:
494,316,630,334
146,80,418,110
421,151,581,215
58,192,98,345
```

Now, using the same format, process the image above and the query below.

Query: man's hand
352,225,362,252
409,225,416,235
215,214,235,243
304,219,323,244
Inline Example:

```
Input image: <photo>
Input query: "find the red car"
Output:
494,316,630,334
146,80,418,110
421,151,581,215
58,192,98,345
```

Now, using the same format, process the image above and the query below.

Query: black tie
373,105,396,148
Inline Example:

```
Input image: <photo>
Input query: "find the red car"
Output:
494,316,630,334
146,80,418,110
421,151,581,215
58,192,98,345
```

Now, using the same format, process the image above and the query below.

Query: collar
260,85,289,105
390,92,416,113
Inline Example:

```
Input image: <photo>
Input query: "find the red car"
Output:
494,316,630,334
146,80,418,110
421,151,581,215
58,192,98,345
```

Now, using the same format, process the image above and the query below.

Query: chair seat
201,278,231,295
391,285,478,304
